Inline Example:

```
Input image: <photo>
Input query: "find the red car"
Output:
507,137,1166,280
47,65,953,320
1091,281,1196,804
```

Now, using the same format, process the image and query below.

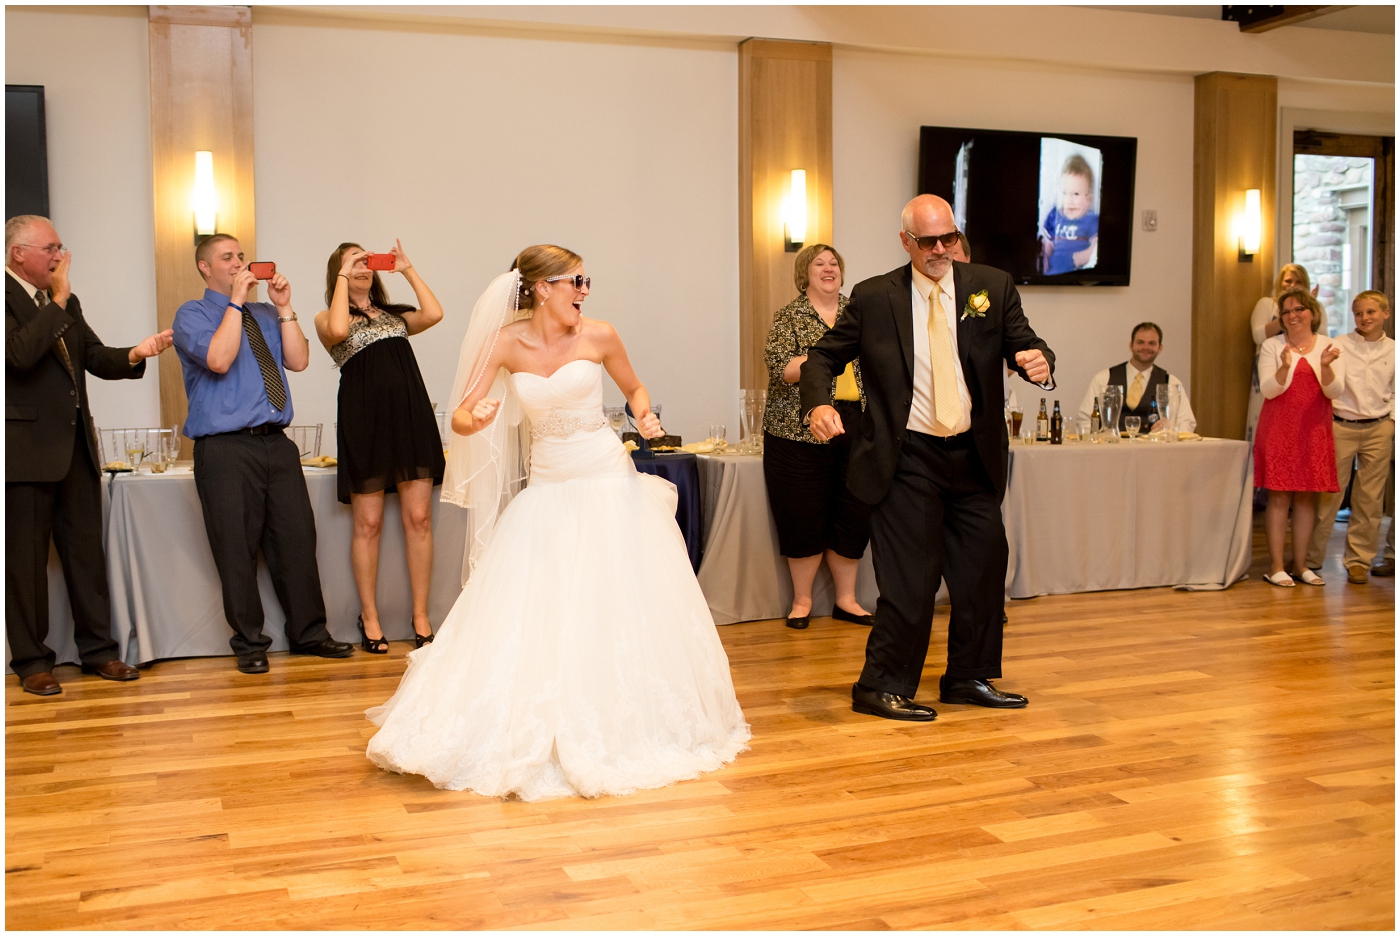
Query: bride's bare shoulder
580,317,619,342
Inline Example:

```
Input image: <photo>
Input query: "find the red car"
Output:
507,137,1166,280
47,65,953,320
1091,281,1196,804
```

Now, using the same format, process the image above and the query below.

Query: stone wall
1293,155,1373,335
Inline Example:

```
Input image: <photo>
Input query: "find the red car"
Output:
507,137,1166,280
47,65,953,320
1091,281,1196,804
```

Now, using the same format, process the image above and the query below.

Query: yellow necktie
1127,371,1145,409
926,286,962,429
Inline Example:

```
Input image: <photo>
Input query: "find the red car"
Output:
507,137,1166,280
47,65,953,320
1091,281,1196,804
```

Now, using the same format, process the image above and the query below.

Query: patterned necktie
1127,371,1145,409
34,290,75,381
926,285,963,429
242,309,287,411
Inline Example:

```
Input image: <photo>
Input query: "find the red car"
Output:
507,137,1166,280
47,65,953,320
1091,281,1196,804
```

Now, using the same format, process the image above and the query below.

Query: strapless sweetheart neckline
510,358,600,381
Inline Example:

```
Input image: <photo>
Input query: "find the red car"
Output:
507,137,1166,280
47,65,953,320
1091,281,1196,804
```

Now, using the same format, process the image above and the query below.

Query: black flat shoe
289,637,355,659
414,632,434,649
785,615,810,630
357,616,389,654
851,683,936,721
939,676,1028,708
830,605,875,626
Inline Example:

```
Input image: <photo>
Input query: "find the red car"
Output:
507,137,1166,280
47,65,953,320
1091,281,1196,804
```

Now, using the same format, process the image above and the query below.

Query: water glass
1008,406,1023,441
1101,385,1124,442
1075,418,1092,443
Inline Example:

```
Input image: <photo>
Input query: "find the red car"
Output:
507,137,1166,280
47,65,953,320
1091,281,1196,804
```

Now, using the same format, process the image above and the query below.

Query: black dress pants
861,430,1007,697
6,422,121,678
193,429,330,656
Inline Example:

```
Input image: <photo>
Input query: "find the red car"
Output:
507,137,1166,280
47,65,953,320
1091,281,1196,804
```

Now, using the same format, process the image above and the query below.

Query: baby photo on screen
1037,138,1102,275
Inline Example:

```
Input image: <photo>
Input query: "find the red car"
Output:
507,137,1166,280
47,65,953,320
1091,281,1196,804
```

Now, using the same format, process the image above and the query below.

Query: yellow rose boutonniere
962,290,990,320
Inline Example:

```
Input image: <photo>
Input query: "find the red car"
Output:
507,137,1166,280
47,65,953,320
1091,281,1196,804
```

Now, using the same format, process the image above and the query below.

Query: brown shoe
1347,566,1370,585
20,672,61,696
82,660,140,681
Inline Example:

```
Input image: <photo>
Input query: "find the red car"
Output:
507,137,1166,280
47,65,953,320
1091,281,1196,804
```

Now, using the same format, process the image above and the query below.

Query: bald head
900,194,958,279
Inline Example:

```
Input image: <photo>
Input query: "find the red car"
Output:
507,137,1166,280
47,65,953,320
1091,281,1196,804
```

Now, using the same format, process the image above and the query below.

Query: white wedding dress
366,359,750,800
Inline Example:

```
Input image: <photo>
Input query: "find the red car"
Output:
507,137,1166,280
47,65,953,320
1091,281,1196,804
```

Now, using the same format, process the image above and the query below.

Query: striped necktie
242,309,287,411
34,290,75,382
926,285,963,430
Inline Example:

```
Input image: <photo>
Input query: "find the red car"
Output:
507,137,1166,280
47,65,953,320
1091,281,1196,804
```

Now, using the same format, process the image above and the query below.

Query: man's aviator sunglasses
903,230,961,251
545,273,591,290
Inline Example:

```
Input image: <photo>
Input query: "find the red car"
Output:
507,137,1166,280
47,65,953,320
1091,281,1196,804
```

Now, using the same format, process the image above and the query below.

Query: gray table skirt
1002,438,1253,598
34,468,467,667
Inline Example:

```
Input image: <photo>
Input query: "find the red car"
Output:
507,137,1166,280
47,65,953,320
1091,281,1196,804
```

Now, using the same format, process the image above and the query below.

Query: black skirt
336,336,445,505
762,400,870,559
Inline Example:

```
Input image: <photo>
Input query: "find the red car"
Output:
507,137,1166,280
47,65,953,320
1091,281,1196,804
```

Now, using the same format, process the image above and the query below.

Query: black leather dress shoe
785,615,810,630
831,605,875,626
1372,560,1395,577
237,652,270,675
939,677,1028,708
851,683,936,721
290,637,355,659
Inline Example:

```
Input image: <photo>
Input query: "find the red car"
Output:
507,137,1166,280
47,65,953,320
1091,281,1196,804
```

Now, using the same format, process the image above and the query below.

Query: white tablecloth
37,468,468,666
1002,438,1254,597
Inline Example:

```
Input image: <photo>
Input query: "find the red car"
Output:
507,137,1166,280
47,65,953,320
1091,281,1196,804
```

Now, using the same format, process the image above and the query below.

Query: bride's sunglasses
545,274,591,290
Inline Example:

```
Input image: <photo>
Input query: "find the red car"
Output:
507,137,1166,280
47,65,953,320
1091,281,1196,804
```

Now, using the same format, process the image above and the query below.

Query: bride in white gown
366,245,749,800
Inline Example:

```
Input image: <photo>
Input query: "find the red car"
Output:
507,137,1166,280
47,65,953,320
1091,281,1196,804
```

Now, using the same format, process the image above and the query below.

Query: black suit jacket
6,275,145,483
800,261,1054,504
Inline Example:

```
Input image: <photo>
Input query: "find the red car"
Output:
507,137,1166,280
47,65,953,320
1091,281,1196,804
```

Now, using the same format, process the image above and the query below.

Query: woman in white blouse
1254,289,1343,586
1247,264,1314,447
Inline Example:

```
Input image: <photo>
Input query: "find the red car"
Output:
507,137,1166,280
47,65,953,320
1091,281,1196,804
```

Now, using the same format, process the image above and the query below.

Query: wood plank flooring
7,519,1393,929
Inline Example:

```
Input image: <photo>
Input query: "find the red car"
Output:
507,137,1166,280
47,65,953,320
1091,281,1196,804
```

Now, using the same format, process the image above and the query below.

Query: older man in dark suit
5,215,172,696
801,194,1054,721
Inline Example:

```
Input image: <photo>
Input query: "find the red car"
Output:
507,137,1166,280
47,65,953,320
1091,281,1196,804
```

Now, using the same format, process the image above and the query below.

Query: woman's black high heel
414,630,434,649
357,615,389,654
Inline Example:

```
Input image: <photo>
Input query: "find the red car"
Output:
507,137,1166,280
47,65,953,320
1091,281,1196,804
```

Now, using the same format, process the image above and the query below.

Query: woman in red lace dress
1255,289,1343,586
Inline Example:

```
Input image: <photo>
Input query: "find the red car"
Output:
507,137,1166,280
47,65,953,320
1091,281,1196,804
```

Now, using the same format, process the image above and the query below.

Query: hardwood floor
7,518,1393,929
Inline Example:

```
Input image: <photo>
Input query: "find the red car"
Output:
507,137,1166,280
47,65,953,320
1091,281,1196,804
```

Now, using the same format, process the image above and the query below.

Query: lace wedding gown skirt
366,360,750,800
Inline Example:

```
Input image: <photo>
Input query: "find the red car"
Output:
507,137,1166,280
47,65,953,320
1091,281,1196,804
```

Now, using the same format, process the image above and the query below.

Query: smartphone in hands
366,253,395,271
248,261,276,280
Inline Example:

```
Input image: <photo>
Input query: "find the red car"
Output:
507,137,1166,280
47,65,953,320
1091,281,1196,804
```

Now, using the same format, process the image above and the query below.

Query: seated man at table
1078,322,1197,434
172,234,354,674
6,214,170,696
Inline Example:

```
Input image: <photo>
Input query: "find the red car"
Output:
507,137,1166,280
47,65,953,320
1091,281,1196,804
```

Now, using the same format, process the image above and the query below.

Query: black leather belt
213,424,285,437
1335,415,1383,425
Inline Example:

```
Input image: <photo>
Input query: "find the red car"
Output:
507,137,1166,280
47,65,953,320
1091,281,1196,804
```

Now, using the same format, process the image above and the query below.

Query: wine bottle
1036,398,1050,442
1050,399,1063,445
1090,396,1102,434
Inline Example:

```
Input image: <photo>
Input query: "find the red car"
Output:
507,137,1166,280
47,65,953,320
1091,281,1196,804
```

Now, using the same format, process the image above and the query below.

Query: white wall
5,6,163,436
833,50,1197,415
251,17,739,447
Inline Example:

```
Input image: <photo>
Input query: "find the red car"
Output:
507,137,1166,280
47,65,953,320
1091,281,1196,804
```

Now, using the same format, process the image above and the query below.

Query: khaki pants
1308,419,1395,570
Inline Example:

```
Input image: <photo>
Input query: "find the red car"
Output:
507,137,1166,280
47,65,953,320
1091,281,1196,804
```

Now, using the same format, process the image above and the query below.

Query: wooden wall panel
1191,72,1277,441
148,5,255,446
738,39,833,392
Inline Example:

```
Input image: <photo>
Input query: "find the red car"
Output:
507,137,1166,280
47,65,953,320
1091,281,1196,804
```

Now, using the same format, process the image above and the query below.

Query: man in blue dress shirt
172,234,354,674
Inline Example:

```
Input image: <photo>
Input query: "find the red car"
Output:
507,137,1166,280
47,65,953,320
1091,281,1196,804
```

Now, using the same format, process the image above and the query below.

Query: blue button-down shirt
173,288,294,438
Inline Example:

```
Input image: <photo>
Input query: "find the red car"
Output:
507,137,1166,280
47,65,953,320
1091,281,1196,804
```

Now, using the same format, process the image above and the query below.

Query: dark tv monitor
7,84,50,220
918,125,1137,286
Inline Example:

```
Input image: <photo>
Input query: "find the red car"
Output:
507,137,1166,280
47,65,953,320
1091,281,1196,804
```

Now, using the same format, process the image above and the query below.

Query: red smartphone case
366,253,395,271
249,261,276,280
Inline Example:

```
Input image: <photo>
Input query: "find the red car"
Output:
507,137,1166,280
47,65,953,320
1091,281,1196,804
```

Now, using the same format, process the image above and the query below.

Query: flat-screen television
918,125,1137,286
7,84,50,220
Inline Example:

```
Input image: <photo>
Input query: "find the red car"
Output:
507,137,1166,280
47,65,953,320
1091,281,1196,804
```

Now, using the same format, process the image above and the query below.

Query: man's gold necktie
926,286,962,429
1127,371,1145,409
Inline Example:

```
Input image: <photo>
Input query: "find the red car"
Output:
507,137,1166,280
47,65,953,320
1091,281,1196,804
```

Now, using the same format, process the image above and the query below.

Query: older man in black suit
801,194,1054,721
6,214,172,696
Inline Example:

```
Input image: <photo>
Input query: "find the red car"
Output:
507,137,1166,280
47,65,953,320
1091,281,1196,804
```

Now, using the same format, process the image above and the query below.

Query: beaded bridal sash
529,408,608,441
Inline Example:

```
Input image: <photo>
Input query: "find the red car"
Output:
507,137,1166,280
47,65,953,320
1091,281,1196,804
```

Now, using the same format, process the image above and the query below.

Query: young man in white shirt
1306,290,1395,584
1078,322,1197,434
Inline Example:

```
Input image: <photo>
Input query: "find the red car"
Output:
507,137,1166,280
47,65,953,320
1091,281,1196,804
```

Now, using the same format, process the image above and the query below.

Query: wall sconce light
782,169,807,253
1238,187,1261,262
192,150,218,244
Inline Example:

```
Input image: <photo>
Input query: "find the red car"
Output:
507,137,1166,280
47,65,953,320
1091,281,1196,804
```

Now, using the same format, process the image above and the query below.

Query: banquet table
631,450,703,571
695,453,881,625
1002,437,1253,597
35,467,468,667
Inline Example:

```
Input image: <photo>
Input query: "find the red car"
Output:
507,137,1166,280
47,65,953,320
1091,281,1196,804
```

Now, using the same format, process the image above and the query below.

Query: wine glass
606,407,626,438
709,423,727,452
1124,415,1141,440
124,432,146,471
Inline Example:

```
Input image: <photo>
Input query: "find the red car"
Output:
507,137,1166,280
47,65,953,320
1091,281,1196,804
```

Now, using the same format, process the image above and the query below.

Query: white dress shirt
1258,333,1344,401
1077,363,1197,434
1333,331,1394,421
907,265,972,436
